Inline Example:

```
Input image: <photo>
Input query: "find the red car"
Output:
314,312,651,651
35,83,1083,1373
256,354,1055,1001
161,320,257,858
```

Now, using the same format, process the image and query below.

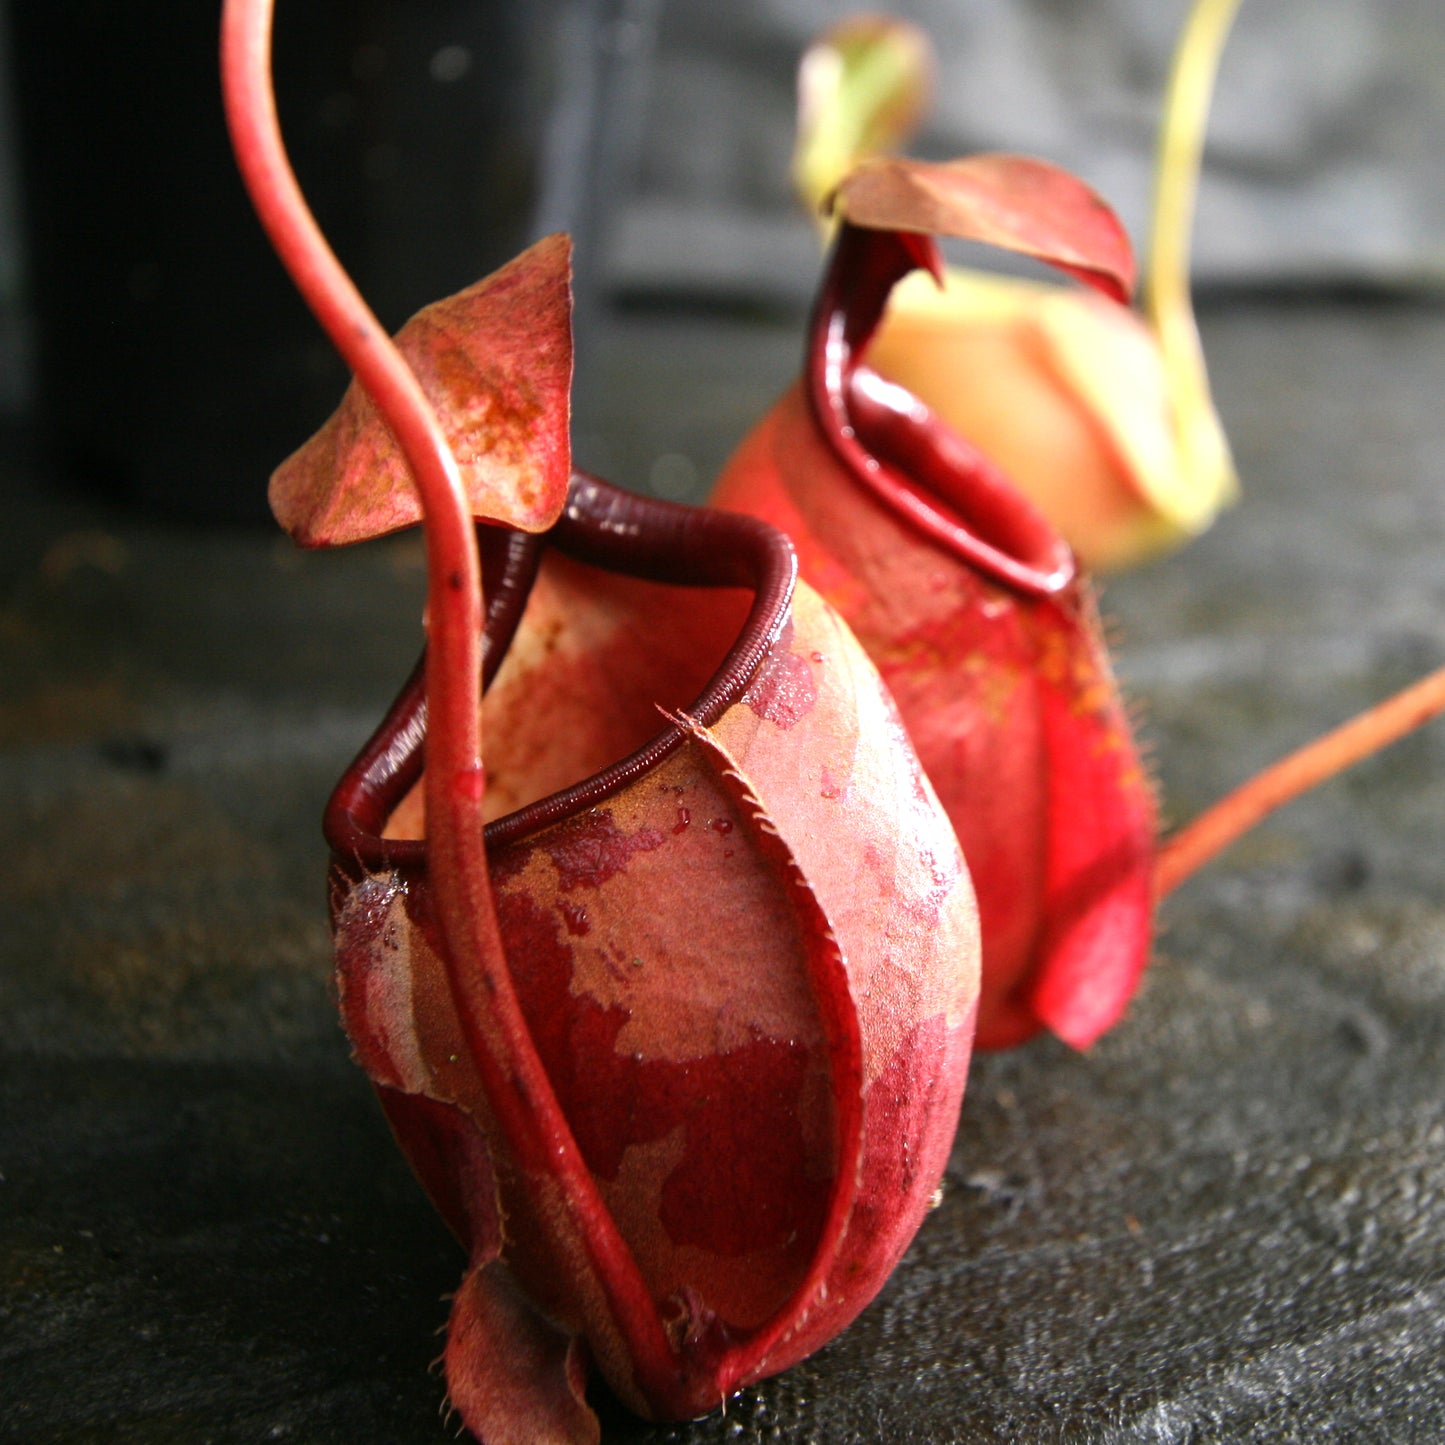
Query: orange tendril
1157,664,1445,896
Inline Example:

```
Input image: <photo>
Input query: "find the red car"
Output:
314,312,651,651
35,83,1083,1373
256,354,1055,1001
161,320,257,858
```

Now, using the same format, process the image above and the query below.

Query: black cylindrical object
12,0,538,522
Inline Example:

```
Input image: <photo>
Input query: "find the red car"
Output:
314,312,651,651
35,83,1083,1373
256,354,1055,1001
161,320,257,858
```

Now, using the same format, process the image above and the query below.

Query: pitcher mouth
807,222,1076,599
324,471,799,873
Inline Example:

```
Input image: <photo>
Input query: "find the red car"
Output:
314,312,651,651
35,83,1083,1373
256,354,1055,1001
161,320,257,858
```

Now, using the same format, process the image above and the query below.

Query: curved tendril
220,0,677,1398
1144,0,1243,490
1156,664,1445,897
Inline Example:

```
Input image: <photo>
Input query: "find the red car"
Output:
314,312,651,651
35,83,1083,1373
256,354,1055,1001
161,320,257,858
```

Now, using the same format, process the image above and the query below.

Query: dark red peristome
325,475,979,1439
711,223,1156,1050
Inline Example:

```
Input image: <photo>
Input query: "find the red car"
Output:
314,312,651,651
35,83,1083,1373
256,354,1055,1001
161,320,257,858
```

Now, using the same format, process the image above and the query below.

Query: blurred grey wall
593,0,1445,304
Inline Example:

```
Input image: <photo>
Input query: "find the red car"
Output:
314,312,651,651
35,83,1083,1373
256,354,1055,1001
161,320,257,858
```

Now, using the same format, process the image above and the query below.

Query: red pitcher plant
224,3,977,1441
712,150,1445,1050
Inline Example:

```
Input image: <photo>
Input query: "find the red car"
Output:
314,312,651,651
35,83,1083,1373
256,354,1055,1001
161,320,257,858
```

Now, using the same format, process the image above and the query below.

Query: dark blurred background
1,0,1442,520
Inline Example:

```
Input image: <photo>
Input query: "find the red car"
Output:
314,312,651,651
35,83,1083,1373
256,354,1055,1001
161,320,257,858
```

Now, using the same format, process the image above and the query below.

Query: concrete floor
4,295,1445,1441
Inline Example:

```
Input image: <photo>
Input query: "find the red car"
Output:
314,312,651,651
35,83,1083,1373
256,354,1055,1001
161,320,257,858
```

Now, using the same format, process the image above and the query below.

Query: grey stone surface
4,294,1445,1441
